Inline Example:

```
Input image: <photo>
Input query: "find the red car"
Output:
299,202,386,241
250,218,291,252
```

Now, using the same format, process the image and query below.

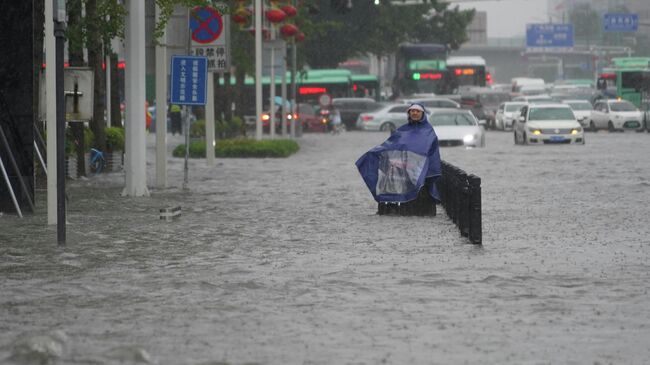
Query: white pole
123,0,150,197
281,49,287,137
155,4,168,188
45,0,57,224
270,34,276,139
206,73,215,166
255,0,263,141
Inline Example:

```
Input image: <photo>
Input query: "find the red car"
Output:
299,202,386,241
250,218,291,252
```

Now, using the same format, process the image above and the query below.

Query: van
511,77,545,94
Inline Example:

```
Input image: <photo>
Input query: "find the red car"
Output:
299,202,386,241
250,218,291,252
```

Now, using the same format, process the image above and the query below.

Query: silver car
561,99,593,128
495,102,527,130
428,109,486,148
589,99,644,132
356,103,409,132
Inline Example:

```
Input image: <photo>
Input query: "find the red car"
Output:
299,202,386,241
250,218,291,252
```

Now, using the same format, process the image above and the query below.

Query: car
511,94,554,103
401,97,461,109
459,87,511,130
356,103,409,132
513,103,584,145
589,99,644,132
495,102,527,130
332,97,382,130
561,99,593,128
427,108,485,148
295,103,326,133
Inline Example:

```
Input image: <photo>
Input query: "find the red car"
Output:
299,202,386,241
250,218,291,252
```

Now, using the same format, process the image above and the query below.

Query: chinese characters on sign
170,56,207,106
190,46,228,72
525,24,574,53
603,13,638,32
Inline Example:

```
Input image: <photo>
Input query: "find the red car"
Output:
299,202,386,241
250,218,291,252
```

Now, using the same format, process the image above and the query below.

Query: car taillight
361,115,373,122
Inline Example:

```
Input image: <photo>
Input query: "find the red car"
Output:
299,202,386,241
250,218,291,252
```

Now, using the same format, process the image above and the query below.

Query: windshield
529,107,575,121
429,113,476,126
566,102,592,111
505,103,526,112
610,101,637,112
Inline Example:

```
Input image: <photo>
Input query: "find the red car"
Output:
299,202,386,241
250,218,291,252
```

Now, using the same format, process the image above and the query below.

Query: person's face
408,109,424,121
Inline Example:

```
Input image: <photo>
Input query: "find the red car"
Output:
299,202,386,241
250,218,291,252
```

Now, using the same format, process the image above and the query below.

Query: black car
332,97,382,130
460,88,511,130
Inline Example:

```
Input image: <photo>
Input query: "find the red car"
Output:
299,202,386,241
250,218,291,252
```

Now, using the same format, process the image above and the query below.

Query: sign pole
53,0,67,245
206,73,215,166
255,0,263,141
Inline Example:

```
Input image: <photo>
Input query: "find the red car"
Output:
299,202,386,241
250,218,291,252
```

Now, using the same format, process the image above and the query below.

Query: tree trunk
224,71,232,122
85,0,106,151
33,0,44,128
234,67,246,118
67,0,84,67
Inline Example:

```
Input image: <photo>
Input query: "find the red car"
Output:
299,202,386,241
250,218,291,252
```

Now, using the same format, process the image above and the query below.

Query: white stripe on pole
45,0,57,224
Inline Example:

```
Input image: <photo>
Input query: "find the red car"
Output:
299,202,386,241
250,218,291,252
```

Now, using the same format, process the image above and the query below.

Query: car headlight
571,128,582,134
528,128,542,135
463,134,476,143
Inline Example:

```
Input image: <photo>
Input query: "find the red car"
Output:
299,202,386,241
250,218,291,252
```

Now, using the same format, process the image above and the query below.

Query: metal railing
436,161,482,245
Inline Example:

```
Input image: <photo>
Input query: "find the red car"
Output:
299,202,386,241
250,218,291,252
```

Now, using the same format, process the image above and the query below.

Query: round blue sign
189,6,223,44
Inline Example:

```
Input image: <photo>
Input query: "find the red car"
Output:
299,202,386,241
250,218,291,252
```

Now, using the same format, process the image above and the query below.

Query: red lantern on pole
265,8,286,23
280,4,297,17
232,7,251,25
280,23,298,37
295,31,305,42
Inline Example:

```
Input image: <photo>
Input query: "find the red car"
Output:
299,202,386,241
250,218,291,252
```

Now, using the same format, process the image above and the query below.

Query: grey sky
456,0,550,38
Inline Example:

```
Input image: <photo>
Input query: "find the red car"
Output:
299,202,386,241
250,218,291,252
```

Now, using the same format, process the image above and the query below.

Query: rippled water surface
1,131,650,364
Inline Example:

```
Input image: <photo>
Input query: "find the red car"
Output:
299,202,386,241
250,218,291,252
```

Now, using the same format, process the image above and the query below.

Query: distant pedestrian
170,104,182,135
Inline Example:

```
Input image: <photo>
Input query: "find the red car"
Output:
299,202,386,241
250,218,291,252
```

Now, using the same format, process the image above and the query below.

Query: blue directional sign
603,13,638,32
170,56,208,106
526,24,574,49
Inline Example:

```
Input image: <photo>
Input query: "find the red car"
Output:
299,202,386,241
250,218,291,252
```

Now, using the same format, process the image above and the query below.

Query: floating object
160,206,181,221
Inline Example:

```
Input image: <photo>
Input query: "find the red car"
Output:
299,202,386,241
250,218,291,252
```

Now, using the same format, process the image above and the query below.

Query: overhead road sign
189,6,230,72
526,24,573,52
603,13,638,32
170,55,208,106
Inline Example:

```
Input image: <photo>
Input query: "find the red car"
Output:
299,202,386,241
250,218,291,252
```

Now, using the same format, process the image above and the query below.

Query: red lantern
265,8,286,23
280,23,298,37
295,31,305,42
248,27,271,40
280,4,297,17
232,7,251,24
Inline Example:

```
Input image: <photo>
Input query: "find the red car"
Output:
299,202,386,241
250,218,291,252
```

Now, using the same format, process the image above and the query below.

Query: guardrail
436,161,482,245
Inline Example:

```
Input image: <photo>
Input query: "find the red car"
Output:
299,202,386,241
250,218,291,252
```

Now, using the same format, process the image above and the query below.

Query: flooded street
1,130,650,364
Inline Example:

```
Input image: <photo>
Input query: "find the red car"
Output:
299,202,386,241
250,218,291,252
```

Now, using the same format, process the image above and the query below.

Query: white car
589,99,644,132
428,109,485,148
561,99,593,128
356,103,409,132
513,103,584,145
495,102,527,130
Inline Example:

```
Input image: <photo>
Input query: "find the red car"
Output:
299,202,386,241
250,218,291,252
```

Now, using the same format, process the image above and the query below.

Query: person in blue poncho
356,103,441,215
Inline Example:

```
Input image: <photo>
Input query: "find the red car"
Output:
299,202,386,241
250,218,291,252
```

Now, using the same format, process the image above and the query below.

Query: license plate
550,136,565,142
624,121,640,128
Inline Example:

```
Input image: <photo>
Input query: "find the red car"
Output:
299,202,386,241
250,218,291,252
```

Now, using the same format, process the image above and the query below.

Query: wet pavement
1,130,650,364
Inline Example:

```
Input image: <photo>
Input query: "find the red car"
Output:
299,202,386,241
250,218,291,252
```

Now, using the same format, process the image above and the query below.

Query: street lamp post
53,0,66,245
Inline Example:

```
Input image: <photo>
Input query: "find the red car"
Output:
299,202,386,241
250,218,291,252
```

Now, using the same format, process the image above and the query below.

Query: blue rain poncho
355,104,441,203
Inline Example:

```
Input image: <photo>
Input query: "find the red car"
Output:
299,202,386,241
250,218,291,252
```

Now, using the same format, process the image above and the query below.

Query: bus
296,69,353,104
393,43,451,98
446,56,487,89
597,57,650,107
351,74,380,101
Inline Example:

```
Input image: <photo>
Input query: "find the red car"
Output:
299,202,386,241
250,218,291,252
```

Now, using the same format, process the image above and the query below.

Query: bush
190,119,206,138
172,138,299,158
190,118,244,139
105,127,125,152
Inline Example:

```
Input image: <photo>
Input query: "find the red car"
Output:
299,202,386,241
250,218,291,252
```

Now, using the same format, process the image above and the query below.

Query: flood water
1,130,650,364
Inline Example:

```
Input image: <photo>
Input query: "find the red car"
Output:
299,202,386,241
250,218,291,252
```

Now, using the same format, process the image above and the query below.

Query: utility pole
53,0,67,245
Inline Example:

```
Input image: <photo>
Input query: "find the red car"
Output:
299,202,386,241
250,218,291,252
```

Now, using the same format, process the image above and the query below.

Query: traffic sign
318,94,332,107
189,6,230,72
603,13,638,32
526,24,574,51
170,56,208,106
190,6,223,44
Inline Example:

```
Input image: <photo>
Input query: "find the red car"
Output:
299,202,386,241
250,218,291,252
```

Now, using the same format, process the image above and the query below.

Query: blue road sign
603,13,638,32
189,6,223,44
526,24,574,49
170,56,208,106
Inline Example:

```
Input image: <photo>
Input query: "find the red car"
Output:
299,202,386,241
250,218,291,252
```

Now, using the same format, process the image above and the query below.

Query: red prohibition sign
190,6,223,44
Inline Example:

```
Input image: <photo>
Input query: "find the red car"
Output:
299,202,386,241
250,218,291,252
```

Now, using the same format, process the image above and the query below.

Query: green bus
350,74,380,101
597,57,650,107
